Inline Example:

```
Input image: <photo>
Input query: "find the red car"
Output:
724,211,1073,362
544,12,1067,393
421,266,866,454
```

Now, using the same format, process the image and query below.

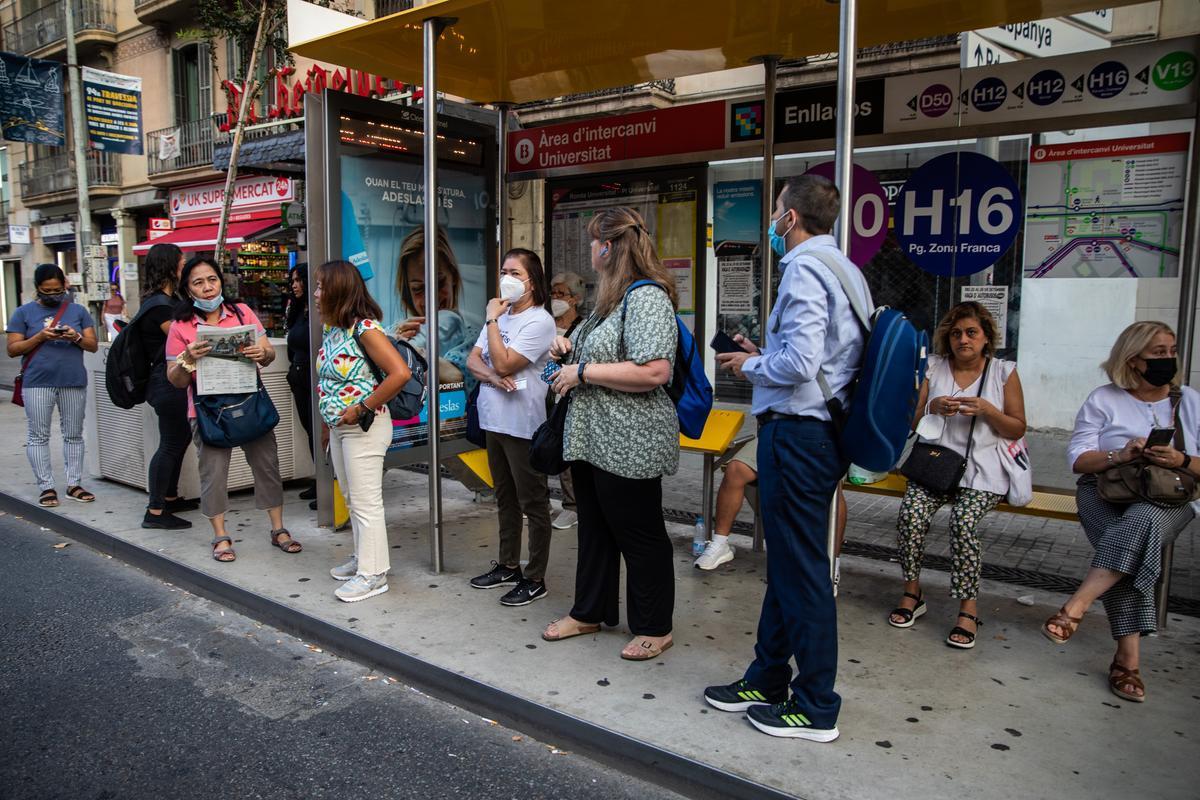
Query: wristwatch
485,318,499,326
1182,454,1192,470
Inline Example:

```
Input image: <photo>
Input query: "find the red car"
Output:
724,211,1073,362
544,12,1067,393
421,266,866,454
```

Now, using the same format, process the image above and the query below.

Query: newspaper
195,324,258,395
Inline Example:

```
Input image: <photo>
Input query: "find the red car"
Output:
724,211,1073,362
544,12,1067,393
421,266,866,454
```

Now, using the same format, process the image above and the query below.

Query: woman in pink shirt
165,256,299,562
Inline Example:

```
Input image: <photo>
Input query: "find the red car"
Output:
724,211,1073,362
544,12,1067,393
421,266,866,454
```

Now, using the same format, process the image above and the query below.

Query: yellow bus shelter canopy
290,0,1137,104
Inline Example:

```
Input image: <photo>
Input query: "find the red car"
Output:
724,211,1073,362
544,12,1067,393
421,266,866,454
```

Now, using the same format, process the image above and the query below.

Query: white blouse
1067,383,1200,471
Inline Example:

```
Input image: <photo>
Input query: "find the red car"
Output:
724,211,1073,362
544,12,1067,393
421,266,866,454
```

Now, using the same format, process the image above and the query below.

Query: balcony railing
147,118,217,176
3,0,115,55
18,151,122,200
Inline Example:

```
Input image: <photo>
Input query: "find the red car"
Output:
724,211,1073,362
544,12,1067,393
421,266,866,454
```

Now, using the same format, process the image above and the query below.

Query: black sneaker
141,510,193,530
164,497,199,513
746,697,840,742
470,562,522,589
703,679,787,712
499,578,547,607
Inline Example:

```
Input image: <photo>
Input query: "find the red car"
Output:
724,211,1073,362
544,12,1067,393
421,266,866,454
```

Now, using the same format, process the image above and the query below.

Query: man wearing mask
704,175,868,743
548,271,586,528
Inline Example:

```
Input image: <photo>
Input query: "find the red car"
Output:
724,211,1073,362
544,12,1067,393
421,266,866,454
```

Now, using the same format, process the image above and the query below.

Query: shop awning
132,220,279,254
289,0,1142,104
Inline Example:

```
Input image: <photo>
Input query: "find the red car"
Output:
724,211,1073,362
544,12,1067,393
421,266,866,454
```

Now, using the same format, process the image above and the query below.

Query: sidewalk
3,401,1198,800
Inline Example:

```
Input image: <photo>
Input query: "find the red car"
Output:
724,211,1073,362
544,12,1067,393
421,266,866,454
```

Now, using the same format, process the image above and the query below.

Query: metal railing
146,118,217,175
3,0,115,55
18,151,122,199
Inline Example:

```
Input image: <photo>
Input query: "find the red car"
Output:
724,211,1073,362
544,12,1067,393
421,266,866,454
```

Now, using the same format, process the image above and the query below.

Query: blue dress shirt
742,234,869,419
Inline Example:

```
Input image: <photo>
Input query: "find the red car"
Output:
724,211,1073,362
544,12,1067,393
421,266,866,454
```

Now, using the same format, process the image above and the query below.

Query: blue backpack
811,252,928,473
620,280,713,439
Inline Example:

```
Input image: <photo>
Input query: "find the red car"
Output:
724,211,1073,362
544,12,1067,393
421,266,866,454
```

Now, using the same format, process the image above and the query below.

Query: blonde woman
542,207,679,661
1045,321,1198,703
394,226,476,385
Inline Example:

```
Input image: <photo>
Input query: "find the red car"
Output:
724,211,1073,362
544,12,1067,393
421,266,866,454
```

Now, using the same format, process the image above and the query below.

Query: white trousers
329,408,392,576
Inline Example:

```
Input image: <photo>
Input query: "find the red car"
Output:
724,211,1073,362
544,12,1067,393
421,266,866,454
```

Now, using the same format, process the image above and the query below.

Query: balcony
3,0,116,59
18,151,122,206
0,200,9,246
134,0,198,26
146,118,220,182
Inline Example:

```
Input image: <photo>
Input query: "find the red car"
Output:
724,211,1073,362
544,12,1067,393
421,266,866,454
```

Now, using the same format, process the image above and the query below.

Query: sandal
888,591,926,628
946,612,982,649
38,489,59,507
211,535,236,563
1042,606,1082,644
1109,661,1146,703
542,617,601,642
270,528,302,554
620,635,673,661
65,485,95,503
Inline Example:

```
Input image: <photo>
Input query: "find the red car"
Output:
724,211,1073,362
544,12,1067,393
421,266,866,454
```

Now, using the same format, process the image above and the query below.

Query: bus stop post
496,104,510,262
1175,99,1200,384
424,16,451,573
830,0,858,584
757,55,778,348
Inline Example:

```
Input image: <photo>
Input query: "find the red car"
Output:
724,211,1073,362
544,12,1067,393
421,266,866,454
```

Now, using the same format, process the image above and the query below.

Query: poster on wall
340,153,490,450
0,54,65,146
82,67,143,154
1023,132,1187,279
961,285,1009,348
713,180,760,256
718,258,755,314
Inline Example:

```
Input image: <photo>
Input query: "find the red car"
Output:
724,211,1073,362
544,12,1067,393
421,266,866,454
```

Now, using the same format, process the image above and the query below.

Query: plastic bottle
693,517,707,556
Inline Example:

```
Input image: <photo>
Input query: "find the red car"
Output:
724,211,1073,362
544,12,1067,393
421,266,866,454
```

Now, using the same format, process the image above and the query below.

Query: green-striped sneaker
703,679,786,712
746,698,839,742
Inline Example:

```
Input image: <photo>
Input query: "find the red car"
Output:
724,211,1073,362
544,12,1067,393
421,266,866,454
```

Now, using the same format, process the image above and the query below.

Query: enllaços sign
894,151,1023,277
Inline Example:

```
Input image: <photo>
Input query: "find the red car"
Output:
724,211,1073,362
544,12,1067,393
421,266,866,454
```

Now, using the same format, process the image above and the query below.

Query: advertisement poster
712,180,761,257
0,54,65,146
1023,133,1187,278
82,67,144,154
340,153,490,449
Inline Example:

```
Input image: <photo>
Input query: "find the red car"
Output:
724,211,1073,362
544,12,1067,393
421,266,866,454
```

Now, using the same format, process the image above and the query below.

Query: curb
0,490,798,800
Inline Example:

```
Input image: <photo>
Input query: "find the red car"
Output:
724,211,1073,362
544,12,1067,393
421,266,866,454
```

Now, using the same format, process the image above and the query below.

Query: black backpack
105,294,173,409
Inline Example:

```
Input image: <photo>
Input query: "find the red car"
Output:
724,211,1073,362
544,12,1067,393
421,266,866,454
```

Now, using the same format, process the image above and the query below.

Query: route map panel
1023,133,1187,279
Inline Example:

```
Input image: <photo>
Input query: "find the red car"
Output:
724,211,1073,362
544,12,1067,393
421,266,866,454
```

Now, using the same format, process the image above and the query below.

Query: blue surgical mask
193,294,224,313
768,211,795,257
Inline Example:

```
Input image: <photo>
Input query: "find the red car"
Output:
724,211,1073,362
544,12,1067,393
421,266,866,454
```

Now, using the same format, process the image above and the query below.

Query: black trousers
288,365,316,461
145,364,191,509
569,461,674,636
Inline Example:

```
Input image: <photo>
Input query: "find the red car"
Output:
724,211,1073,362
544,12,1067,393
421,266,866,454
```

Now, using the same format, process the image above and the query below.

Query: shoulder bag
192,305,279,447
1096,387,1200,507
900,358,990,494
12,302,70,407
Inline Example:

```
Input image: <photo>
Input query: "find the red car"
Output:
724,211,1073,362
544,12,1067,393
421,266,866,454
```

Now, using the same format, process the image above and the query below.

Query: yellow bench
842,472,1079,521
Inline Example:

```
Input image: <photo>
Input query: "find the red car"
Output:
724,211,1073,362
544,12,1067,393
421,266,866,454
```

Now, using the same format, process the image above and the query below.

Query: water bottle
693,517,707,557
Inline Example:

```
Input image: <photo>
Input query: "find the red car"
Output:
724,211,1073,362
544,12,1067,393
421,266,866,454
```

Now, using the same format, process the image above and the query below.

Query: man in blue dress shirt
703,174,869,742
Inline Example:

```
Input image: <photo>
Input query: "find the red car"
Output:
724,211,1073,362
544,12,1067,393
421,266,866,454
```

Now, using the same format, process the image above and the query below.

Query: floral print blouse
316,319,382,426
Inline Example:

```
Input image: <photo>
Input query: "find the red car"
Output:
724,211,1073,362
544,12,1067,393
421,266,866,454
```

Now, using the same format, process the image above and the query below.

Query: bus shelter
289,0,1194,572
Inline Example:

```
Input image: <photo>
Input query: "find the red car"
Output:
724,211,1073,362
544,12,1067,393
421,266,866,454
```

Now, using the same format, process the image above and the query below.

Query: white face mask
915,414,945,440
551,298,570,318
499,274,527,304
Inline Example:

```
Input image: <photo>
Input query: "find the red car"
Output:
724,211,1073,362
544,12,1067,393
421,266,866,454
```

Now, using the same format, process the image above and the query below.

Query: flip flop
542,617,601,641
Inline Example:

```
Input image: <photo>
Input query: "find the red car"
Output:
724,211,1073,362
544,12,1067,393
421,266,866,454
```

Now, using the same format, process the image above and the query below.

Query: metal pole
1174,100,1200,381
833,0,857,254
64,1,94,282
496,103,510,264
424,17,446,573
757,56,778,348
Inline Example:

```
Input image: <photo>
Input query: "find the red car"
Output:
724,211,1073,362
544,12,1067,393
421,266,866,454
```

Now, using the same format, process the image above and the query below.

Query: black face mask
37,291,66,306
1139,357,1177,387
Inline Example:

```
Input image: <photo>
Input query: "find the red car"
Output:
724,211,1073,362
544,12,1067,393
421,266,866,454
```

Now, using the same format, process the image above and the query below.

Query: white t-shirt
474,304,556,440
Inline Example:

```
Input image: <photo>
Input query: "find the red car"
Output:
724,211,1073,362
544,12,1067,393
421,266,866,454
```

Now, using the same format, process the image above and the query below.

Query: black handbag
901,358,990,494
529,394,570,475
194,382,280,448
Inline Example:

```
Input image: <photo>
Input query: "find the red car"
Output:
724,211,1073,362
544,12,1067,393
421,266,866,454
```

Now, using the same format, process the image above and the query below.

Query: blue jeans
743,417,847,728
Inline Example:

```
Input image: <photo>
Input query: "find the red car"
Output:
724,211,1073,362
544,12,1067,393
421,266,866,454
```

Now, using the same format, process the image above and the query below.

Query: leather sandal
1042,606,1082,644
211,535,236,563
1109,661,1146,703
270,528,302,553
946,611,982,649
888,591,926,628
542,617,601,642
620,635,673,661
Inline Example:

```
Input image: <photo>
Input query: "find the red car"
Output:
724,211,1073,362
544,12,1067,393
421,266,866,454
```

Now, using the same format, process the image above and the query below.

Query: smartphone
358,406,376,432
1145,427,1175,448
52,325,70,334
710,330,744,355
541,361,562,384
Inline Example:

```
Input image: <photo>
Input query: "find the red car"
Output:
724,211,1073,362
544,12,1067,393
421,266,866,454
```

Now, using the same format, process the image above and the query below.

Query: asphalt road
0,510,682,800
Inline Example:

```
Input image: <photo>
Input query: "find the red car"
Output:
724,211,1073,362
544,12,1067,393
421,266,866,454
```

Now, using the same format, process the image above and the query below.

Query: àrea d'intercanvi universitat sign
169,176,296,225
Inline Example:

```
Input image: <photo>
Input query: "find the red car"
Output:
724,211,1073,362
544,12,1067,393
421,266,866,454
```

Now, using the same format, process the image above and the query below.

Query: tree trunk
212,0,270,268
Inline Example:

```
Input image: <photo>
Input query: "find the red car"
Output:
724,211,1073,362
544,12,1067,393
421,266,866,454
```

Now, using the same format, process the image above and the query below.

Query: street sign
1070,9,1114,33
803,161,890,267
8,224,29,244
976,19,1110,59
962,32,1018,68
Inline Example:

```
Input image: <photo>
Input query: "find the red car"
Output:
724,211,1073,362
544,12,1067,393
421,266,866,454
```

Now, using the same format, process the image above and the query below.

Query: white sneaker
335,572,389,602
552,509,577,529
330,557,358,582
694,539,735,570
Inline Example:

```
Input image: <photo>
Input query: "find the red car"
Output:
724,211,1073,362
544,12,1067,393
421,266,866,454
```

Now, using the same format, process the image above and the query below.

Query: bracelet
1182,454,1192,470
578,361,588,385
485,318,498,326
